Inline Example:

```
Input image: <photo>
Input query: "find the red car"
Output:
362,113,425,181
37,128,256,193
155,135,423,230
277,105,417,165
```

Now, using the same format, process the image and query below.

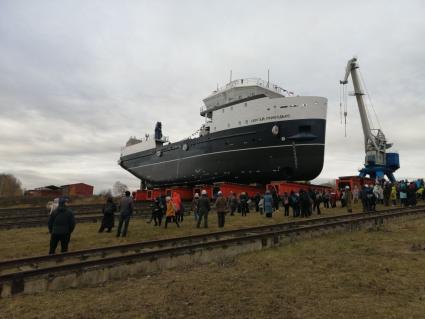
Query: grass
0,206,425,318
0,203,375,260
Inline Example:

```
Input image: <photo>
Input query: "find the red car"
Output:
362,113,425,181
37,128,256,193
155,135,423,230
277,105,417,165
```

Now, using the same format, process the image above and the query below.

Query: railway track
0,203,191,229
0,213,153,230
0,206,424,298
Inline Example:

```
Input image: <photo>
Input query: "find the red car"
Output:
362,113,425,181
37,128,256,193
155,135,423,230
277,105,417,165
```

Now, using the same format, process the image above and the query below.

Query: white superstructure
201,78,327,134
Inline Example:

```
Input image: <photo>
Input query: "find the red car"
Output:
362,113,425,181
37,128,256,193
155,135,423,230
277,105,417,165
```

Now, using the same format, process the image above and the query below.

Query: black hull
120,119,326,187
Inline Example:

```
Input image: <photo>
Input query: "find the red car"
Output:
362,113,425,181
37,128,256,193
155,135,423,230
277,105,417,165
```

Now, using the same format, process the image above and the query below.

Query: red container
267,181,333,196
336,176,375,191
192,185,214,198
165,187,193,201
215,182,264,198
135,188,165,201
193,182,265,199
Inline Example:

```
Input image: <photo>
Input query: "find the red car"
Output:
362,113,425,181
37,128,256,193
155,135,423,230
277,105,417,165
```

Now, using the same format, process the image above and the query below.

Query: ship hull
120,119,326,187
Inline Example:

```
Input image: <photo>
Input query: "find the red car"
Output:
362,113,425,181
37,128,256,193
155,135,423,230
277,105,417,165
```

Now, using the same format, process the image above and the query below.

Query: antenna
267,69,270,87
229,70,232,82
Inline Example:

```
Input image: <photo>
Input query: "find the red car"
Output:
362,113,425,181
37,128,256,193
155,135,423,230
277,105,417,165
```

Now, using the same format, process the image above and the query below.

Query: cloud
0,0,424,192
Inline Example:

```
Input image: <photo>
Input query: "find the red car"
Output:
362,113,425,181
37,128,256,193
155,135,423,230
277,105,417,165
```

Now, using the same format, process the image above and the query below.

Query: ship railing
210,78,294,97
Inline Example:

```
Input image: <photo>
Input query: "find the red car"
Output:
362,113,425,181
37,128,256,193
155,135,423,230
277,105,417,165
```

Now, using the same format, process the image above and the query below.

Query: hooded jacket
48,206,75,235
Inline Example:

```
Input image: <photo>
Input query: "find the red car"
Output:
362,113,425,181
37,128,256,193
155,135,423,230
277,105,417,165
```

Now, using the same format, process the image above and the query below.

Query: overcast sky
1,0,424,193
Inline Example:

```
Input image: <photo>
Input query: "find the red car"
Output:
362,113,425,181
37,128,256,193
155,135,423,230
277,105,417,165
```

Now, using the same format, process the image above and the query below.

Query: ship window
227,123,230,128
302,103,307,107
245,120,248,124
214,127,216,131
280,105,288,108
244,103,247,107
238,121,241,125
266,108,270,111
299,125,311,133
222,109,225,113
231,106,233,110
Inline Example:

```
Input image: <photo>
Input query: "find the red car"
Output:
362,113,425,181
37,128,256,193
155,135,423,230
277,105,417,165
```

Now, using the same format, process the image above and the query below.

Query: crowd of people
46,179,425,254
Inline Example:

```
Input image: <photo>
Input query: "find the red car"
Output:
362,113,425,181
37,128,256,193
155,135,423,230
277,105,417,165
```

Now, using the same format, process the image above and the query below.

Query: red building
61,183,94,197
25,185,62,197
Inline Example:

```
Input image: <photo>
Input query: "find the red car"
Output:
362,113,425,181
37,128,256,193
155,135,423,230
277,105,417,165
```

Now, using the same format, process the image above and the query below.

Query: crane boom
340,58,376,151
340,57,399,182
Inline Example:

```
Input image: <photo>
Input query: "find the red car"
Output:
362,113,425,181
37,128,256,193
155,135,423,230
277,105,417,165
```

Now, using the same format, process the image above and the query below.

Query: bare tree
112,181,128,196
99,189,113,197
0,174,23,197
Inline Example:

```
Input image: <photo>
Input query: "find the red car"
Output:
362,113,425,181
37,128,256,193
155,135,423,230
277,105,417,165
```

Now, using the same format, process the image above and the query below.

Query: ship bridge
200,78,294,117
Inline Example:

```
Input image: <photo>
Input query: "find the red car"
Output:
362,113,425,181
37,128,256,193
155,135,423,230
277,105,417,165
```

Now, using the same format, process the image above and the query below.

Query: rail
1,206,424,297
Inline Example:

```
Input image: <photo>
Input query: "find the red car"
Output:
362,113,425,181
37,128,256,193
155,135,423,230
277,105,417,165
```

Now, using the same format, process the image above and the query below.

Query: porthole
182,143,189,151
272,125,279,135
156,150,162,157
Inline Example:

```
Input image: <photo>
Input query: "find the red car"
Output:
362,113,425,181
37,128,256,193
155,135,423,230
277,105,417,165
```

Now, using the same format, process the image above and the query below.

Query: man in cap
214,191,228,228
197,190,210,228
48,197,75,254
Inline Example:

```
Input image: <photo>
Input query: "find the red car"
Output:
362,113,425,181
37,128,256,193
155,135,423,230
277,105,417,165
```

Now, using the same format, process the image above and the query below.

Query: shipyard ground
0,204,385,259
1,204,425,318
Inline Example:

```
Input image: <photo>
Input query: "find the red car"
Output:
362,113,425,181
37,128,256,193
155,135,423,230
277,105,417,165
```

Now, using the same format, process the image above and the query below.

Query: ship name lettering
250,114,290,123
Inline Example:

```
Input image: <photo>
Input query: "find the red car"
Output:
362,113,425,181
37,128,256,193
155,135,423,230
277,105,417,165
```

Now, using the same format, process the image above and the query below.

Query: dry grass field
1,203,424,319
1,203,380,260
0,209,425,318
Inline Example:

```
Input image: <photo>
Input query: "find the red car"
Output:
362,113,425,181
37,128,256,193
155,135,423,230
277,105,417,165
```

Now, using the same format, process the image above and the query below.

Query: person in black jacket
99,196,117,233
196,190,210,228
299,190,311,218
152,196,163,226
116,191,134,237
48,197,76,254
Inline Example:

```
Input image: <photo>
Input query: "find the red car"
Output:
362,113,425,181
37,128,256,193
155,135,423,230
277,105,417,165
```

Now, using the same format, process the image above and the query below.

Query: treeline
0,174,23,197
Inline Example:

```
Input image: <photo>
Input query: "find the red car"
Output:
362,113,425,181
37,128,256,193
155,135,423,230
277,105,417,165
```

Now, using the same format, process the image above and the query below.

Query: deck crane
340,57,399,182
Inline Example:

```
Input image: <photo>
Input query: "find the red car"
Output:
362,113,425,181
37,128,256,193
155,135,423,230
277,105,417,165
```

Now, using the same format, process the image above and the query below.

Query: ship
119,78,327,187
